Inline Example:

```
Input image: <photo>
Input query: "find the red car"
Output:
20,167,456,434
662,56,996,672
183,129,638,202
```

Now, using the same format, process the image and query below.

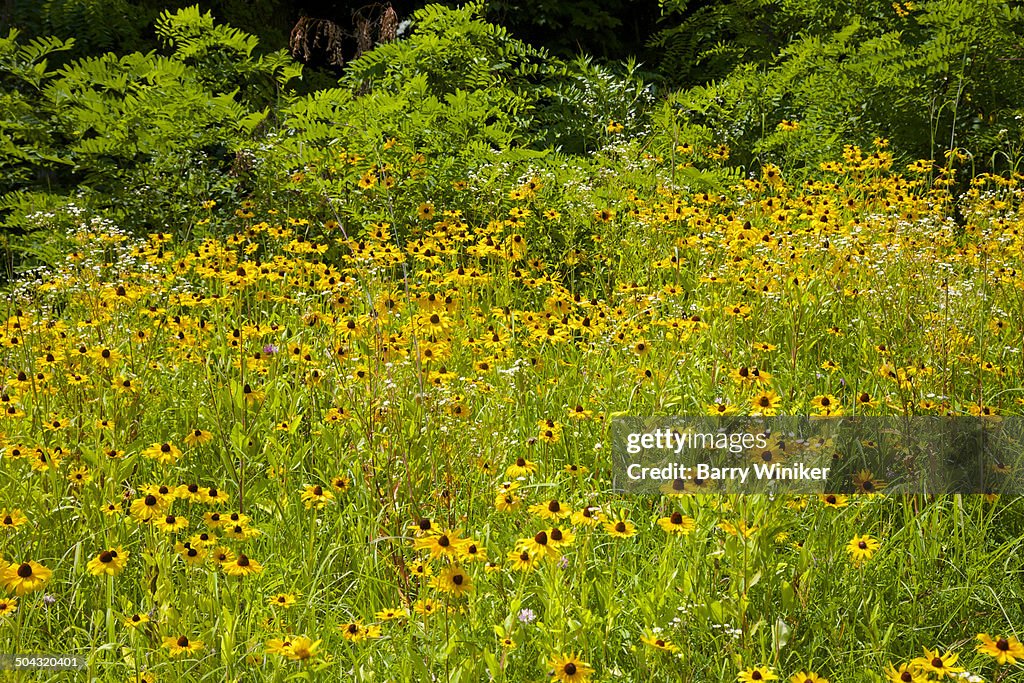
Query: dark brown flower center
17,563,32,578
564,663,577,675
997,638,1010,650
177,636,189,647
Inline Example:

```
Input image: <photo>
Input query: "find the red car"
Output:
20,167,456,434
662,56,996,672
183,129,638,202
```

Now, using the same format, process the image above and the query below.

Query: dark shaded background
2,0,664,66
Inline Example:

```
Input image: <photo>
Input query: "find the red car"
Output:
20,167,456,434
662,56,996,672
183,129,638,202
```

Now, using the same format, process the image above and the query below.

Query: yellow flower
657,512,696,535
818,493,848,509
269,592,299,608
641,633,680,653
282,635,320,660
750,390,782,416
846,534,880,566
162,635,204,657
339,620,381,642
883,662,927,683
142,442,182,465
604,517,637,539
375,607,408,621
433,565,474,597
2,560,52,595
87,547,129,577
976,633,1024,665
0,508,28,530
0,597,17,617
124,612,150,628
300,484,335,509
737,666,779,683
789,672,828,683
505,457,537,478
549,653,594,683
222,553,264,577
910,648,964,678
183,428,213,446
154,514,189,534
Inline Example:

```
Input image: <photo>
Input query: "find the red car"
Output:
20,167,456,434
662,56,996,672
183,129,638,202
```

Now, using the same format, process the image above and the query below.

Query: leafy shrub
653,0,1024,173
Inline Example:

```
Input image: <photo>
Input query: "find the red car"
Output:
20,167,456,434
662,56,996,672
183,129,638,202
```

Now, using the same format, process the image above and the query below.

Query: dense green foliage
2,1,1024,278
656,0,1024,169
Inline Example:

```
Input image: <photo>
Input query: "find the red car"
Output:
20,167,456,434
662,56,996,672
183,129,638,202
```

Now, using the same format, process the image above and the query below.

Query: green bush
653,0,1024,172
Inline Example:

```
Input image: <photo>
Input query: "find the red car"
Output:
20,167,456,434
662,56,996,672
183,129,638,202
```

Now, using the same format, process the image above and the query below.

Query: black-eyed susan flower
883,662,927,683
853,469,885,494
657,512,696,535
300,484,334,509
737,666,778,682
282,635,321,660
641,633,680,654
518,530,559,560
976,633,1024,665
0,508,28,530
548,653,594,683
604,517,637,539
124,612,150,629
222,553,263,577
507,547,539,572
413,529,465,560
268,592,298,608
846,534,880,566
505,457,537,478
162,635,204,657
910,648,964,678
0,597,17,617
571,505,604,527
339,620,381,642
434,565,474,597
175,542,207,567
2,560,52,595
183,429,213,446
375,607,408,622
789,672,828,683
529,499,571,520
818,493,848,509
142,442,182,465
750,390,782,416
87,547,129,576
155,514,189,534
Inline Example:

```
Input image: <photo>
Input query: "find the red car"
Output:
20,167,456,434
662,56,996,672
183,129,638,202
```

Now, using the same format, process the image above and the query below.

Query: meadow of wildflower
3,3,1024,683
